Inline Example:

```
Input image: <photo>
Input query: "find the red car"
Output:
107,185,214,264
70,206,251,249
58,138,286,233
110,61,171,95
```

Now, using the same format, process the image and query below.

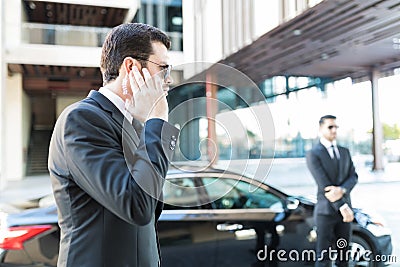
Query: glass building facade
133,0,183,51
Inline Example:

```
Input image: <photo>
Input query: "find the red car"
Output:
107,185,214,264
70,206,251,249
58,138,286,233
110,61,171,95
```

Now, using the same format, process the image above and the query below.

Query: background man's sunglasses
328,125,339,130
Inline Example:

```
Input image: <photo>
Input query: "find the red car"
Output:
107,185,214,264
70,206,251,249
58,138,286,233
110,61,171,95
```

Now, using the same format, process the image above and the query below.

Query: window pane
202,177,283,210
163,178,199,209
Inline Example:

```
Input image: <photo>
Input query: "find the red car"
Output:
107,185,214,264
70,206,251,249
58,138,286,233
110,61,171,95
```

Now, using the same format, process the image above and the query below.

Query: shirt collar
320,137,337,149
98,87,132,123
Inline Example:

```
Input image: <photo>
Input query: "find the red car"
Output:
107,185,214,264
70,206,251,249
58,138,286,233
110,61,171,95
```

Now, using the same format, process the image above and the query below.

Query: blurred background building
1,0,400,189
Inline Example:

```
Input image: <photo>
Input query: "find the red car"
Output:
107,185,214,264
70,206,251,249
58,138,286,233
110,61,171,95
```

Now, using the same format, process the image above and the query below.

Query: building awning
217,0,400,84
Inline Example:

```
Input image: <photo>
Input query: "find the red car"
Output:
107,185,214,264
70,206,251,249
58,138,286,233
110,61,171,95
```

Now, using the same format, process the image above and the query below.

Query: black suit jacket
306,141,358,215
48,90,179,267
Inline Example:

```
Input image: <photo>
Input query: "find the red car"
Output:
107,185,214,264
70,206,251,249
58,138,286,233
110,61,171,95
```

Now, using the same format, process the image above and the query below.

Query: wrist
341,187,347,194
339,203,349,211
147,113,168,122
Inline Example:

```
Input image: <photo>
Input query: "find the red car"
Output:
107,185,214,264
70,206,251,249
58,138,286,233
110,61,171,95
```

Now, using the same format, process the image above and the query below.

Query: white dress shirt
320,137,340,159
98,87,133,124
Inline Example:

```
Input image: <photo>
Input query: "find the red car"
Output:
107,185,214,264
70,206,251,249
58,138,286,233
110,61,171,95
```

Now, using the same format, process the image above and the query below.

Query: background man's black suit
307,138,358,267
307,142,358,215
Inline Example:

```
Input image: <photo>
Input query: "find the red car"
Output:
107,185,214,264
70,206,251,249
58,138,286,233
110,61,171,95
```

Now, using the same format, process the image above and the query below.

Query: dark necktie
331,145,339,171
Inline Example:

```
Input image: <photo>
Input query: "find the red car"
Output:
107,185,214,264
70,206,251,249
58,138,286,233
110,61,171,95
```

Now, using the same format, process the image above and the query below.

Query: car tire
350,234,377,267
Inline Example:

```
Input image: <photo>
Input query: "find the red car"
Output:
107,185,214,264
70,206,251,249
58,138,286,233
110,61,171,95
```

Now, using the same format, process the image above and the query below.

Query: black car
0,167,393,266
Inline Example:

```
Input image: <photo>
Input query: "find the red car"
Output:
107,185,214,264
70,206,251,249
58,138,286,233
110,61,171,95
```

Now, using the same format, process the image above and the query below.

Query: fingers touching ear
123,57,141,74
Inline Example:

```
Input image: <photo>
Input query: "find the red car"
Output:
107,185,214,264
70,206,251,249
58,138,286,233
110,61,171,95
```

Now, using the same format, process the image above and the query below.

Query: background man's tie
331,145,339,172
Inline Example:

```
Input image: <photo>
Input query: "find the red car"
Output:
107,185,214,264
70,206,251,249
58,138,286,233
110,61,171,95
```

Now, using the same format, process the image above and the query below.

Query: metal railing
21,22,183,51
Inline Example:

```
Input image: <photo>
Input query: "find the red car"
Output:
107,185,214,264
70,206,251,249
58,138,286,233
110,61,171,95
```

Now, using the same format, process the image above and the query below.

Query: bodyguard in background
306,115,358,267
48,23,179,267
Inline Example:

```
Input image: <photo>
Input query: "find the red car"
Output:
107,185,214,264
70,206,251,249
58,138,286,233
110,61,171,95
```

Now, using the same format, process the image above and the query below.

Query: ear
122,57,141,74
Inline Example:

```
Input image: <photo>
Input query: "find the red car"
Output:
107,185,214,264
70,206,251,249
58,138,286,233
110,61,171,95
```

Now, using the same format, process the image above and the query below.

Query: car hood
5,206,58,227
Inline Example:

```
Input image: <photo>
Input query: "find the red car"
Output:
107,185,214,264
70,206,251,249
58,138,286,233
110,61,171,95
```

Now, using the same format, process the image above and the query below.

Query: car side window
163,178,199,209
202,177,283,210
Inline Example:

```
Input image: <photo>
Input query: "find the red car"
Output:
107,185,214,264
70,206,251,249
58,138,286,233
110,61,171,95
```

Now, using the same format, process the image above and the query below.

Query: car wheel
349,234,376,267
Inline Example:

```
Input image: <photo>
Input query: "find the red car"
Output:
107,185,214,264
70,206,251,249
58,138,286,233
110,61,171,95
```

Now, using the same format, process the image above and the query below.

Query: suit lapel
87,90,140,147
337,146,346,181
122,119,140,147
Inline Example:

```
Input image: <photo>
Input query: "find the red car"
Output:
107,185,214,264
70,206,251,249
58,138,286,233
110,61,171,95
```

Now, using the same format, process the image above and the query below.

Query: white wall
182,0,283,79
201,0,223,63
4,73,25,180
252,0,280,39
5,0,22,47
182,0,196,79
182,0,225,77
0,0,6,189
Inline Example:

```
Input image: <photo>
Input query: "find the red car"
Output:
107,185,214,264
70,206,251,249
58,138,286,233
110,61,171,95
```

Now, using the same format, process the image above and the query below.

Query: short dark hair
100,23,171,85
319,115,336,125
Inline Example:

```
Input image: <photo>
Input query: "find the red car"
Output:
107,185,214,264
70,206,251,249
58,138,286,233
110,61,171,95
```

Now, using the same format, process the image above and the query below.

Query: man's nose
165,74,173,85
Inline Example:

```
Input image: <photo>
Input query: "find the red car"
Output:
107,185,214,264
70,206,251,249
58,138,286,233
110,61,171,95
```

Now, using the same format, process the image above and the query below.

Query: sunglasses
132,56,172,81
328,125,339,130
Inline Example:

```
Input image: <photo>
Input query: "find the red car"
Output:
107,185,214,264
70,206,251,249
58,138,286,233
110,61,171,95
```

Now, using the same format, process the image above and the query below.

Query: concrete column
206,72,218,165
156,1,165,31
5,74,26,180
0,0,6,190
146,2,153,28
5,0,22,47
371,68,384,170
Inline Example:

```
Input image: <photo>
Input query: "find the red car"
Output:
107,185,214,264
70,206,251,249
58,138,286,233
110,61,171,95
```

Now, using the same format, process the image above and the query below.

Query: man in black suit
306,115,358,267
48,23,179,267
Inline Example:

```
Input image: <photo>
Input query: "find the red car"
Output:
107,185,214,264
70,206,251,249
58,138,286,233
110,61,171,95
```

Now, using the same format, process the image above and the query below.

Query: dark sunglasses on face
328,125,339,130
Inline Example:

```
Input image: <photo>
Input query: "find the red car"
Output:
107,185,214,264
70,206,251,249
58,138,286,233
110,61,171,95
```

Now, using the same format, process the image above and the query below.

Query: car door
157,176,218,267
199,175,286,267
